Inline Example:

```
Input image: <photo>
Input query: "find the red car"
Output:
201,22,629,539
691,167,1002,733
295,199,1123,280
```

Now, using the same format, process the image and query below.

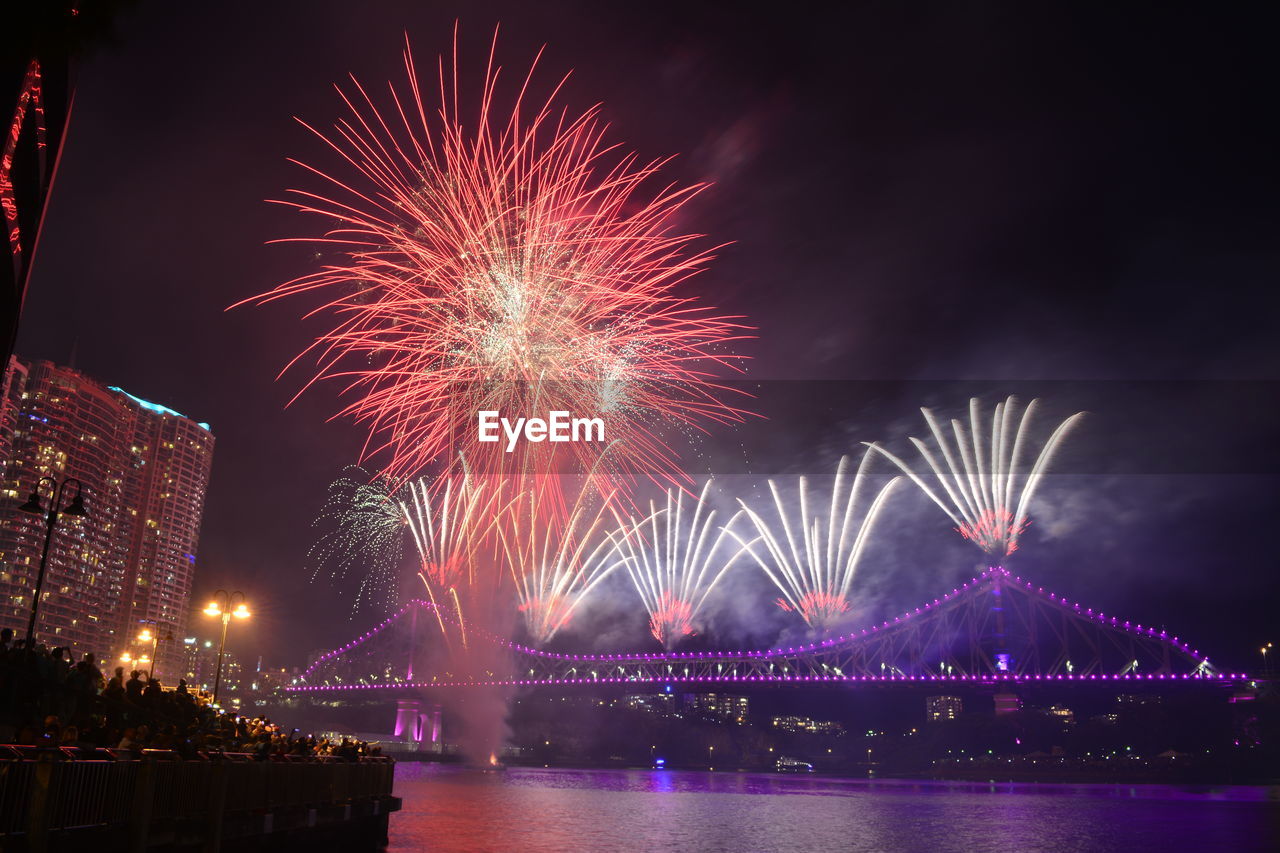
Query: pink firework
956,508,1029,556
611,480,746,649
866,397,1083,558
776,591,850,625
498,479,623,645
234,29,750,492
736,455,900,632
649,591,696,645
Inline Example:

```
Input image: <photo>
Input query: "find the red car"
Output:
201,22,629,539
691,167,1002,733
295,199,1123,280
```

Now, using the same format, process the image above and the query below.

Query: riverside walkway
0,746,399,852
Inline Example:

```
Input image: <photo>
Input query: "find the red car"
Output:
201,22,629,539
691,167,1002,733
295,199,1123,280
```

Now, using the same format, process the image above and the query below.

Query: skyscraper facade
0,356,214,668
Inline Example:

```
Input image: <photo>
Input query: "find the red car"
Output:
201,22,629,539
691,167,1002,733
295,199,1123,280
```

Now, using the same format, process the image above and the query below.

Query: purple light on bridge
294,567,1235,688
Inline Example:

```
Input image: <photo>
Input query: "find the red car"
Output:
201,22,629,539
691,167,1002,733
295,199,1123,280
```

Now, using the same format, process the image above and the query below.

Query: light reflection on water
389,764,1280,853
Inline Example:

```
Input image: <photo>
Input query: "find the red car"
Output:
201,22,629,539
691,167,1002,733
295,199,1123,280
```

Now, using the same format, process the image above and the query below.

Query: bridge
287,567,1251,694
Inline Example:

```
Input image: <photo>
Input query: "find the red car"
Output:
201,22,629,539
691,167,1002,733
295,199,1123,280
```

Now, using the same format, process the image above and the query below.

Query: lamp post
135,623,174,679
203,590,249,704
17,476,86,649
1262,642,1273,677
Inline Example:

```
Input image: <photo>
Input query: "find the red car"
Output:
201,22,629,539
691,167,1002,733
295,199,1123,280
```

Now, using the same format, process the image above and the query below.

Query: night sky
15,2,1279,670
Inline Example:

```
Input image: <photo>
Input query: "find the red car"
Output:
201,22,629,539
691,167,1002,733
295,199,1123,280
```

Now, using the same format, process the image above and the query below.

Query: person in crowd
42,715,61,744
142,678,164,710
125,670,145,703
105,667,125,698
76,653,103,692
0,635,374,762
49,647,72,681
117,727,140,750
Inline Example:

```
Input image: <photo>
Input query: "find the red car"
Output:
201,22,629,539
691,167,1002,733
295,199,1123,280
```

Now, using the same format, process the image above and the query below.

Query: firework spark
734,455,900,631
498,480,622,645
307,466,406,615
611,480,745,648
865,396,1083,556
233,30,750,493
775,591,849,621
399,472,506,648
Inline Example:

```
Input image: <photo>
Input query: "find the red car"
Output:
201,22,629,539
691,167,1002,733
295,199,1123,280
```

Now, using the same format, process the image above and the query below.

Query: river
387,763,1279,852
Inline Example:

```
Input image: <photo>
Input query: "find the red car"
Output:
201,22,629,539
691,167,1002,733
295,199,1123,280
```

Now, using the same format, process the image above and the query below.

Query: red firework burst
235,29,750,491
956,507,1029,556
649,591,696,645
776,591,850,625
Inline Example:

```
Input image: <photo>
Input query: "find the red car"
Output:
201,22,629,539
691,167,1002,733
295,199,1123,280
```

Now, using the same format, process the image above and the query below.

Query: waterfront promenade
0,747,398,852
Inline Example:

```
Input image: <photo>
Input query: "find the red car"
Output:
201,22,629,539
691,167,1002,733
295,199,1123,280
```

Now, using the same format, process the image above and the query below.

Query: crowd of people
0,628,381,760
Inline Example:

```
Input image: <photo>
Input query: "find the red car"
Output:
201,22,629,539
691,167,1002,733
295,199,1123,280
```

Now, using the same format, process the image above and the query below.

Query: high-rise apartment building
110,384,215,649
0,356,215,668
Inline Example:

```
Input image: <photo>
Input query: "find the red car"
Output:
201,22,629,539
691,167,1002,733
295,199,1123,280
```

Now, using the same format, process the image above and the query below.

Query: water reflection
389,764,1280,853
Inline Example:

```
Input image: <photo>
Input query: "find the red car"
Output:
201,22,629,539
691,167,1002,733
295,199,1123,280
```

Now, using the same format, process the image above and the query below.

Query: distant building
1047,704,1075,725
771,715,845,735
622,693,675,715
180,636,215,688
1116,694,1161,707
179,635,239,699
0,357,214,669
684,693,749,724
243,665,300,708
926,695,963,722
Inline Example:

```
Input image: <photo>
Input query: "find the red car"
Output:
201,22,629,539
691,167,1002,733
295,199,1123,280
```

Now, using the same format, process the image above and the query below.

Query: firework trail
498,480,623,645
307,466,407,615
734,455,900,631
864,396,1083,557
399,472,507,649
611,480,747,648
232,29,750,496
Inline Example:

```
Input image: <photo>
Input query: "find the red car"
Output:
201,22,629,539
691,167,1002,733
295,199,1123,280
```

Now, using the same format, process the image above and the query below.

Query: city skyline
0,355,214,669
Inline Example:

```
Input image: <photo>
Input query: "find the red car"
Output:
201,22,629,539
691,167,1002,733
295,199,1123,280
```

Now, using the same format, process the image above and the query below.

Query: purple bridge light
288,567,1248,693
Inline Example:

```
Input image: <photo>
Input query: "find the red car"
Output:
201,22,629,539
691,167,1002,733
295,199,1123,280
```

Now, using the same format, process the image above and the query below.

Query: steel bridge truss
508,568,1214,684
291,568,1235,693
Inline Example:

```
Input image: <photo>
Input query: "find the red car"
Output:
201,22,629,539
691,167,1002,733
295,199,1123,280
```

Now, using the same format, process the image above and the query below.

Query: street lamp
1262,642,1273,677
17,476,87,649
136,623,174,678
203,590,249,704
